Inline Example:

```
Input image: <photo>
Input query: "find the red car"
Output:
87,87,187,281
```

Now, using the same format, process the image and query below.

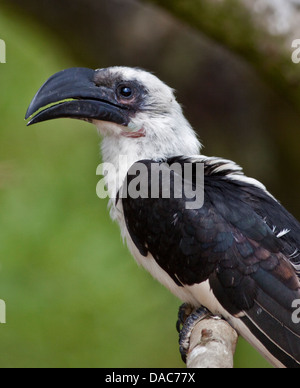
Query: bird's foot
176,303,211,363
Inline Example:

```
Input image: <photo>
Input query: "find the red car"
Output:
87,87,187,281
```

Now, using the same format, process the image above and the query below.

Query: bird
25,66,300,368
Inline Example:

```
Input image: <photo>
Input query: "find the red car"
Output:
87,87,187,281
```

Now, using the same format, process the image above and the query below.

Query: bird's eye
118,85,133,99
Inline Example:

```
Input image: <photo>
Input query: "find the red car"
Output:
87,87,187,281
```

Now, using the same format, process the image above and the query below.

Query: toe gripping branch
177,304,211,363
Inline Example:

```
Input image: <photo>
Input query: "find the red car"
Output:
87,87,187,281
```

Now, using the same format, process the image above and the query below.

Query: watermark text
96,157,205,210
292,39,300,64
0,40,6,63
292,299,300,324
0,300,6,324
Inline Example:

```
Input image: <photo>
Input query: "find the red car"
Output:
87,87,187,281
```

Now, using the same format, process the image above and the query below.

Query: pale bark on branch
186,316,239,369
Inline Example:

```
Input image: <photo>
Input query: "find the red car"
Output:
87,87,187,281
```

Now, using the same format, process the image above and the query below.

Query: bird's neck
100,123,201,219
101,136,145,196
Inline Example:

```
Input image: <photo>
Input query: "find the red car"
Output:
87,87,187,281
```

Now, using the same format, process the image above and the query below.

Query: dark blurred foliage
3,0,300,214
1,0,300,367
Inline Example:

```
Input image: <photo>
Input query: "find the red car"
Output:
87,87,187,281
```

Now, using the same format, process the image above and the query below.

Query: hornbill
26,67,300,368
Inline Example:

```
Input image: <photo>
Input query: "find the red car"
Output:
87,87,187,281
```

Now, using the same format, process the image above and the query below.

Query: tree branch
186,316,238,368
141,0,300,113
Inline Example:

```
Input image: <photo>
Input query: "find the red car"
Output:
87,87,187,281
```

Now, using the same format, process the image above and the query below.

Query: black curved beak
25,67,130,127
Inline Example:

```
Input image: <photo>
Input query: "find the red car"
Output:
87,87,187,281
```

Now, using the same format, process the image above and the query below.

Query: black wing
121,157,300,368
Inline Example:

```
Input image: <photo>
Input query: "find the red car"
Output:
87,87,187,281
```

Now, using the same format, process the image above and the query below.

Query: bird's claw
177,304,211,363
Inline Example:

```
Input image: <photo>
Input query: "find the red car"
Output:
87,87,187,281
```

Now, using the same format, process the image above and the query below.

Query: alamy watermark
96,156,205,210
292,39,300,64
292,299,300,324
0,300,6,324
0,39,6,64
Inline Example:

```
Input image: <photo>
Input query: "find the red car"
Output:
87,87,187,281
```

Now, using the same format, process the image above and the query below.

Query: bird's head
26,67,201,159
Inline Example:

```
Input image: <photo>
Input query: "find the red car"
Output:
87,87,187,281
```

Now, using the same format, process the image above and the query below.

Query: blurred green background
1,0,300,368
